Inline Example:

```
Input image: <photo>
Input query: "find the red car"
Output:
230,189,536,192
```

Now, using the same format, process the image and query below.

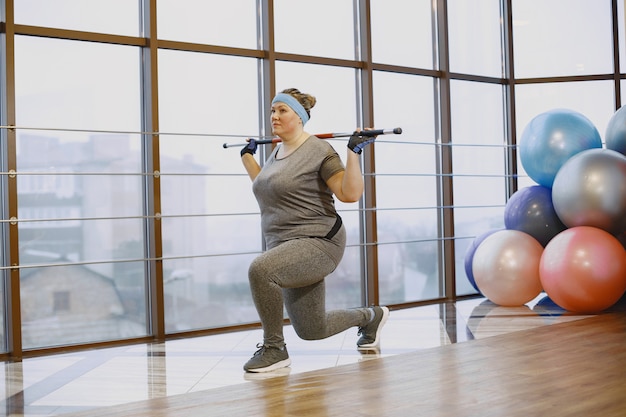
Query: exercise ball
605,105,626,156
539,226,626,313
463,229,501,293
519,109,602,187
552,148,626,235
504,185,567,247
472,230,544,306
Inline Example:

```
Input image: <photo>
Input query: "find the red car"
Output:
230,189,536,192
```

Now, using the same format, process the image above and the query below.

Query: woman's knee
248,255,270,284
291,321,324,341
292,326,319,341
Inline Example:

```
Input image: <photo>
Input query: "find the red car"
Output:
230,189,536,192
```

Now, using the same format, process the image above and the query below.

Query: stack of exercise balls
465,107,626,313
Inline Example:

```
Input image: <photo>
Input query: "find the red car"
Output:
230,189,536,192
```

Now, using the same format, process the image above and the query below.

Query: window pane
158,51,264,332
14,37,141,132
512,0,613,78
157,0,258,49
21,263,145,348
515,80,616,189
450,80,506,296
14,37,147,348
373,71,440,304
276,61,362,309
448,0,503,77
158,51,260,139
370,0,434,69
16,140,147,350
14,0,140,36
274,0,355,59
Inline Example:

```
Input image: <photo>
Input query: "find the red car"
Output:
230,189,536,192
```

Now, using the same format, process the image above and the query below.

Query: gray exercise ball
552,148,626,235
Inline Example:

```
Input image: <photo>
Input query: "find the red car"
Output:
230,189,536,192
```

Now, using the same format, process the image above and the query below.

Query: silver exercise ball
552,148,626,235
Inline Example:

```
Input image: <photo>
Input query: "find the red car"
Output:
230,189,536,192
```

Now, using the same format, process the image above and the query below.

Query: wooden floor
63,305,626,417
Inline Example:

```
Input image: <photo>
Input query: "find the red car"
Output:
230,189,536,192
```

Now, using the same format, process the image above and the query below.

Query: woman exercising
240,88,389,373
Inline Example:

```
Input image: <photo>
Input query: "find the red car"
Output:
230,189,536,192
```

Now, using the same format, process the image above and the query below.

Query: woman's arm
326,130,377,202
240,140,262,181
326,150,364,203
241,154,262,181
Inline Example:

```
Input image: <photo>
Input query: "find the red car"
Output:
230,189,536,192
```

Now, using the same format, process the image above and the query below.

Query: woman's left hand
347,130,377,154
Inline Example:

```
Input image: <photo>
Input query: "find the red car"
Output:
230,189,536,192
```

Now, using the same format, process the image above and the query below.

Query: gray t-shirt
252,136,345,248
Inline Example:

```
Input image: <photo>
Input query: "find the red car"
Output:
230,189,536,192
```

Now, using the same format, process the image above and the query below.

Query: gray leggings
248,227,370,348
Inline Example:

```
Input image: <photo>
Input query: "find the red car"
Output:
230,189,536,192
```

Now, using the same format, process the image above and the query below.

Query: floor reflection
0,293,612,416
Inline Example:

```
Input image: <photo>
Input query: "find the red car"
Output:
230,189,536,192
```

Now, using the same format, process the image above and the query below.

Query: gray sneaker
243,344,291,373
357,306,389,349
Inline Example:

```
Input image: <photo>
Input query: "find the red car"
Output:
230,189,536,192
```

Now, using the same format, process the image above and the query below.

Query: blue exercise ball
519,109,602,188
532,295,566,317
463,229,501,293
606,106,626,156
552,148,626,235
504,185,567,247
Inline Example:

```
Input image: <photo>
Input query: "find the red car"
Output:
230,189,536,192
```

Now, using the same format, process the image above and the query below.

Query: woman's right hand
241,138,258,157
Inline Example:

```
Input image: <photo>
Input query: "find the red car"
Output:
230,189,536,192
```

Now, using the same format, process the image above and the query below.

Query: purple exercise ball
464,229,501,293
504,185,567,247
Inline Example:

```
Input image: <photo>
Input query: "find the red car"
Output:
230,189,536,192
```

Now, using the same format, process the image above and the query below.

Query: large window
0,1,623,357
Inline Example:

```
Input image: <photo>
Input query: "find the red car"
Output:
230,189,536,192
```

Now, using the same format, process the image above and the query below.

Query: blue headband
272,93,310,125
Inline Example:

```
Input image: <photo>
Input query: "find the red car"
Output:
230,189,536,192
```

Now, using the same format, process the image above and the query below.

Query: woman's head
271,88,316,126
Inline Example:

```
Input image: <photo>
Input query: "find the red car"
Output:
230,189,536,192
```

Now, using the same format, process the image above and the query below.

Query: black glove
348,131,376,154
240,138,258,157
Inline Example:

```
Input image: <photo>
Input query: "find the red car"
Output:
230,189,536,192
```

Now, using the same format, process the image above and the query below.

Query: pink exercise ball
472,230,544,306
539,226,626,313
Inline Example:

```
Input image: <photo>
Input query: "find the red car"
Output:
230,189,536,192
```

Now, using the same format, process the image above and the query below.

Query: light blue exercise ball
519,109,602,188
605,106,626,156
